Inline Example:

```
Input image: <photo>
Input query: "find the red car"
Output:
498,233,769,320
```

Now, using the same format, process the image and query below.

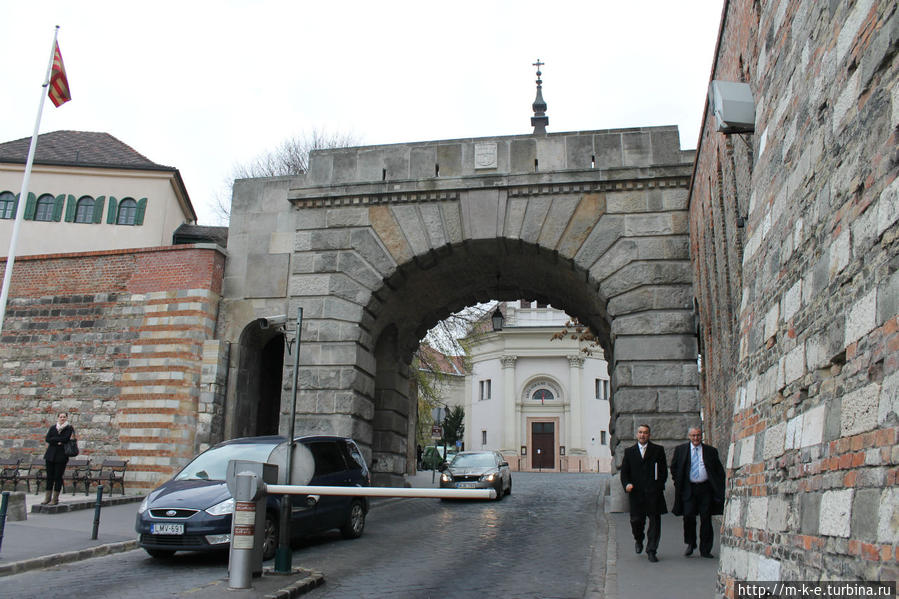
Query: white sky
0,1,724,225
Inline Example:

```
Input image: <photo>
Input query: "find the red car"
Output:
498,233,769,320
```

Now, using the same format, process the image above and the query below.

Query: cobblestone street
2,473,607,599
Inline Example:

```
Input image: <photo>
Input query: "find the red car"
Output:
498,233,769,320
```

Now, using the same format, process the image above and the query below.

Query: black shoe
684,544,695,556
700,552,714,558
647,552,658,562
635,540,643,554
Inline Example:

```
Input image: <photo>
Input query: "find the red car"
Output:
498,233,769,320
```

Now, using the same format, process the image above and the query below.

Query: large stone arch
221,128,700,496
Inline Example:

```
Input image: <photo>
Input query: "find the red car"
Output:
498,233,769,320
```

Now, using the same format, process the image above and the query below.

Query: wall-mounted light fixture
708,80,755,133
491,306,505,331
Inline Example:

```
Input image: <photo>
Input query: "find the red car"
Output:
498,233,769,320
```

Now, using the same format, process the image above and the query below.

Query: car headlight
205,497,235,516
440,472,452,482
138,496,150,514
481,472,497,482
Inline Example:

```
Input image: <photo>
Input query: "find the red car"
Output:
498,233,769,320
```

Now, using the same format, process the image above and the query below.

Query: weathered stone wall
0,245,226,490
690,0,898,590
222,128,702,489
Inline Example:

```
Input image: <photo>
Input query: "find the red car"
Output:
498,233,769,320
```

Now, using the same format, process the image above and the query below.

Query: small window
117,198,138,225
481,430,487,446
0,192,15,219
479,379,492,401
595,379,610,400
307,441,347,476
35,194,55,221
533,388,554,402
600,431,607,445
74,196,95,223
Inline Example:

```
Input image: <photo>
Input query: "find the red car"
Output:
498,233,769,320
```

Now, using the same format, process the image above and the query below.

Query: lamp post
274,306,302,574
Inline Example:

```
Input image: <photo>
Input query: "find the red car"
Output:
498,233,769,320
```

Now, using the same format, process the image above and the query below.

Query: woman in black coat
43,412,75,505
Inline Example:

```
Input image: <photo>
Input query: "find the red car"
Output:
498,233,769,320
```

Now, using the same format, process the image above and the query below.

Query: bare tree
211,128,361,224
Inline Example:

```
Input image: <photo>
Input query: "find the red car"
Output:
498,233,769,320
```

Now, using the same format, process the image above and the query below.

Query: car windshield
174,442,280,481
450,453,496,468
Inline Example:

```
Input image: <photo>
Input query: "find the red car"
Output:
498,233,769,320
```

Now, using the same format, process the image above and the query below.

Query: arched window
0,192,15,219
35,194,55,221
532,388,554,401
74,196,95,223
117,198,137,225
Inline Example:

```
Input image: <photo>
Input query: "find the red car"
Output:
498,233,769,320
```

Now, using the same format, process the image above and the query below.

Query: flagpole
0,26,61,335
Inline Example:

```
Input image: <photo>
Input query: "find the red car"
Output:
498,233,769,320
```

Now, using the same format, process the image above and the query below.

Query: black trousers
45,460,66,492
683,481,714,554
630,513,661,554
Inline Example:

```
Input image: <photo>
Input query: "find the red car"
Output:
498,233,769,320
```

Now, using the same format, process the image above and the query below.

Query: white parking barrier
264,484,496,500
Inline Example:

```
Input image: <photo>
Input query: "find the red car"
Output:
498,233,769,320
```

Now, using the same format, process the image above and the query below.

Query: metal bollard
0,491,9,554
91,485,104,540
228,471,260,590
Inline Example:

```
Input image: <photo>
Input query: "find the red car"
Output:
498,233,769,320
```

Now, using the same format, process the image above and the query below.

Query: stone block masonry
0,245,226,490
690,0,899,592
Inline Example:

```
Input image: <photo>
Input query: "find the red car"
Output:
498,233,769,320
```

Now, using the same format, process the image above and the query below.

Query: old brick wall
691,0,899,591
0,245,226,490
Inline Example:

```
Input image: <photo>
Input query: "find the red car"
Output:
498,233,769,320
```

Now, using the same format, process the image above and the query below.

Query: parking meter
225,460,278,589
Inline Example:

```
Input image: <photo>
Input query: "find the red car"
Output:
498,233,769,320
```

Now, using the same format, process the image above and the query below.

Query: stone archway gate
220,127,699,503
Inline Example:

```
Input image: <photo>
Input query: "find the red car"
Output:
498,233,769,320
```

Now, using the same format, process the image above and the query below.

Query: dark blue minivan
135,435,370,559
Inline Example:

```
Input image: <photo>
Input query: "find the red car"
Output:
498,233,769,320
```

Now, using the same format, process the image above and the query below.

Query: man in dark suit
670,426,726,558
619,423,668,562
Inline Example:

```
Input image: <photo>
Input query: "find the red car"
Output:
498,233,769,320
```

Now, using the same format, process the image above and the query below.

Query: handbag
64,437,79,457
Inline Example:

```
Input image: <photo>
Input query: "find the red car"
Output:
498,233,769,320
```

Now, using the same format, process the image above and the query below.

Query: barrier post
91,485,104,540
0,491,9,554
228,471,259,590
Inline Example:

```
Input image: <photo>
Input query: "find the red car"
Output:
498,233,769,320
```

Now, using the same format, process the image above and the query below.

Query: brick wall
690,0,898,591
0,245,226,490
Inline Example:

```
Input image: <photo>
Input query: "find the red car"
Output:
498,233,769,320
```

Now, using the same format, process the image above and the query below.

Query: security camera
259,314,287,329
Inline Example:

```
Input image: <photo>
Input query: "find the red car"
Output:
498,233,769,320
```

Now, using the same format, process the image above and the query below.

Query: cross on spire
531,59,548,135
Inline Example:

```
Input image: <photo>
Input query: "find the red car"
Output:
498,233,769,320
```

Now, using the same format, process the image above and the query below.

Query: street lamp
491,306,504,331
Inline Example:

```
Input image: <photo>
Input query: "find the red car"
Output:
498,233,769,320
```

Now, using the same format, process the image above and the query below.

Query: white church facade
459,302,612,473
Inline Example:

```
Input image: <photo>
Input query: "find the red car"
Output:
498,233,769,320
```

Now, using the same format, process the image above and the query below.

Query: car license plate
151,523,184,535
457,482,477,488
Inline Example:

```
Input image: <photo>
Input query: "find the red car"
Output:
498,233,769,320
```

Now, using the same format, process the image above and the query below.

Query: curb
31,494,144,514
0,539,138,577
262,569,325,598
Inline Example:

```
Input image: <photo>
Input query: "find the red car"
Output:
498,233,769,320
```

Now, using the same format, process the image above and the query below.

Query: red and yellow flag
48,42,71,107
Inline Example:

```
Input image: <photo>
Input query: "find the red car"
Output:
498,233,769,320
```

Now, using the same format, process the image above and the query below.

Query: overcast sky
1,1,724,225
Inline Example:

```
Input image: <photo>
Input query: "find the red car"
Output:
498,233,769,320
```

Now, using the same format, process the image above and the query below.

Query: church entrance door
532,422,554,470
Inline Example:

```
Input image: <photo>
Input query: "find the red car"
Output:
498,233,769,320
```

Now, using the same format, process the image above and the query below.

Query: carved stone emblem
474,143,498,169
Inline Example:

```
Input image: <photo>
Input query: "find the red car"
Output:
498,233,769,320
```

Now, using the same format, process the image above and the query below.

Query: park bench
0,458,21,491
90,459,128,495
22,458,46,493
63,459,91,495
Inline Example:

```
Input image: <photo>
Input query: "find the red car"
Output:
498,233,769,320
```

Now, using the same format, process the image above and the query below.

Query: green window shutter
24,193,36,220
106,196,117,224
53,194,65,221
12,193,20,218
92,196,105,223
64,194,77,222
135,197,147,225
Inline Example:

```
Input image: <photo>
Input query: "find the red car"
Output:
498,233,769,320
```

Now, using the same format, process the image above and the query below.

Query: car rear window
341,440,366,471
306,441,347,476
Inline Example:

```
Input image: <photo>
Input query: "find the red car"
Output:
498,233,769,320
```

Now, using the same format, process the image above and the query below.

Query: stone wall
0,245,226,490
690,0,898,590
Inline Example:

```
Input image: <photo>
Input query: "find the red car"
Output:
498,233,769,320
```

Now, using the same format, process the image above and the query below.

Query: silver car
439,451,511,499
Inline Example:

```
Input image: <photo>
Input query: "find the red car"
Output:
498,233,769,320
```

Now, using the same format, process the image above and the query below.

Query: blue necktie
690,446,702,481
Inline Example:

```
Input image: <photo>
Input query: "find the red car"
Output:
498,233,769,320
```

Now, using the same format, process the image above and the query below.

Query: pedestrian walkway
611,512,721,599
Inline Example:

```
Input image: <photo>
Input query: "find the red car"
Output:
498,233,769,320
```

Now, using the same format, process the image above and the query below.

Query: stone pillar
501,355,517,451
567,355,584,452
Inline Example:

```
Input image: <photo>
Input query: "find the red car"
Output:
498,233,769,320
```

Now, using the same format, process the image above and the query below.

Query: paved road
2,472,608,599
300,472,608,599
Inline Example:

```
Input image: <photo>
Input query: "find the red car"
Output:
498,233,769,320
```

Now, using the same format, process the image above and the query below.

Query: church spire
531,59,548,135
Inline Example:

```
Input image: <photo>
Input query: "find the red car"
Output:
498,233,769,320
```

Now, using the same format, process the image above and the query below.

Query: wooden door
531,422,554,469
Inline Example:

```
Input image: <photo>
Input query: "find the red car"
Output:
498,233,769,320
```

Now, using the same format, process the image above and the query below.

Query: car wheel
507,479,512,495
262,512,278,560
341,499,365,539
494,481,504,501
145,549,175,559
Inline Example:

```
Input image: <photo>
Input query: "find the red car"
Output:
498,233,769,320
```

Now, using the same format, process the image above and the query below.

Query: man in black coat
619,423,668,562
670,426,725,558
